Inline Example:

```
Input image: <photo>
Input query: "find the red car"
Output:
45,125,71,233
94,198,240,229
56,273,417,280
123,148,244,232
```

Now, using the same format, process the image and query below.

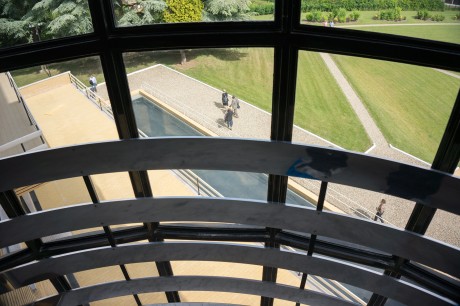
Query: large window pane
112,0,274,26
0,0,93,49
300,1,460,44
293,50,460,247
109,48,276,202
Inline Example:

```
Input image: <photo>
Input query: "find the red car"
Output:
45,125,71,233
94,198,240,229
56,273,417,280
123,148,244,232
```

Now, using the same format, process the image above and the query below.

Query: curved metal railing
0,138,458,305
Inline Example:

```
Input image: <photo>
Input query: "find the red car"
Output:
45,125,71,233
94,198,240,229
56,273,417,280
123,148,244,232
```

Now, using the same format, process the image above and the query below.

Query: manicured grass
174,48,371,151
251,14,274,21
344,24,460,44
332,54,460,162
302,11,460,43
346,10,460,25
12,57,104,88
174,48,273,113
11,52,179,88
295,52,371,151
303,10,460,25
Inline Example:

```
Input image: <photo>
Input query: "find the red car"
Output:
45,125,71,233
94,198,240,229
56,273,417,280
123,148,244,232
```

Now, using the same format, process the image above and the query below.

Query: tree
0,0,92,48
114,0,166,26
163,0,204,22
163,0,204,64
203,0,252,21
31,0,93,39
0,0,35,47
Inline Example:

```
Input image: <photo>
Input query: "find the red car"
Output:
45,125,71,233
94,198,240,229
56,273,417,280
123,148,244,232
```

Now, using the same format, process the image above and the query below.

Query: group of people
222,90,240,130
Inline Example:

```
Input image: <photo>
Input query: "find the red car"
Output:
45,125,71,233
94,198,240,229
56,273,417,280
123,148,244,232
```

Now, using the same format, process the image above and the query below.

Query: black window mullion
261,1,299,305
90,1,180,302
0,191,74,295
296,181,328,306
83,175,142,305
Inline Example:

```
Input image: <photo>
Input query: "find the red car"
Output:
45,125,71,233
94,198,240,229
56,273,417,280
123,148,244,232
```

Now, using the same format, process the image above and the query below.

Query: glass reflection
113,0,274,26
0,0,93,48
300,0,460,44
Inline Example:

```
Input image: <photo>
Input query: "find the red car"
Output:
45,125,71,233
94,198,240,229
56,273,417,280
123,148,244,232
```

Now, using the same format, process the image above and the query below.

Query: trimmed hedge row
250,2,275,15
301,0,445,12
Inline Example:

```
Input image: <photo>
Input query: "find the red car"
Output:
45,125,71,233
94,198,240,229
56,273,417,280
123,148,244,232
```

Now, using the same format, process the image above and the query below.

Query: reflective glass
121,48,273,139
293,50,459,240
0,0,93,49
0,280,57,304
300,1,460,44
112,0,274,26
7,56,115,156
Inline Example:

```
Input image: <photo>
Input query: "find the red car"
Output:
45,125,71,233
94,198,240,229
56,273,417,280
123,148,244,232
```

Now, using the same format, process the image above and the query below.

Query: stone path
318,53,433,166
96,64,459,247
320,53,387,148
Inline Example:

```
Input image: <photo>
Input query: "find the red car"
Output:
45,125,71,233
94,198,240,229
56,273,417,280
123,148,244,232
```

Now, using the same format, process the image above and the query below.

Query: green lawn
344,24,460,44
332,54,460,162
174,48,370,151
302,11,460,44
174,48,273,112
295,51,370,151
11,52,181,88
303,10,460,25
11,57,104,88
251,14,274,21
344,10,460,25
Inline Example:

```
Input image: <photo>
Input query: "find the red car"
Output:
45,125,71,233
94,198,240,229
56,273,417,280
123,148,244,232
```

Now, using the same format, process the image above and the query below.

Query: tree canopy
114,0,166,26
163,0,204,23
0,0,92,47
204,0,252,21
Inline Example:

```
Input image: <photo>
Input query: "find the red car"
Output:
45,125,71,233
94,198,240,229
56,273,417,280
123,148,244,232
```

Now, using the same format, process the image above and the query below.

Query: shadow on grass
187,48,249,62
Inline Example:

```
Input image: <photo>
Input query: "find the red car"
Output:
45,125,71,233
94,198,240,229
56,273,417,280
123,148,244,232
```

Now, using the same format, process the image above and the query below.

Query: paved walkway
320,53,388,148
96,64,459,247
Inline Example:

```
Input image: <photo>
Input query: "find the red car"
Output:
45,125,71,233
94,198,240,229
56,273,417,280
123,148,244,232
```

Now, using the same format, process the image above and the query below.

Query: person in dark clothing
222,89,229,107
374,199,386,223
224,107,234,130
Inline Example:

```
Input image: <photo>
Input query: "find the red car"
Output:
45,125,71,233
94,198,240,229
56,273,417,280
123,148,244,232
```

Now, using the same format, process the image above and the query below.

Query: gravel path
97,64,459,247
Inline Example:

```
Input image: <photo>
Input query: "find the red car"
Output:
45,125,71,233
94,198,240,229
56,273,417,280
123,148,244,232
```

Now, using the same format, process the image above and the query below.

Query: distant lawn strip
346,10,460,25
295,51,371,151
303,10,460,25
175,48,370,151
343,24,460,44
332,55,460,162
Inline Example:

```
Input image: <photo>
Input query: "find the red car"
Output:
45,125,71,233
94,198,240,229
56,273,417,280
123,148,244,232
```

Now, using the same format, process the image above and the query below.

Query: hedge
250,2,275,15
301,0,445,12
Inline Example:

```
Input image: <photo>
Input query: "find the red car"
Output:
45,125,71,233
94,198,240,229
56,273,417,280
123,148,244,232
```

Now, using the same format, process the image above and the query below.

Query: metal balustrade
0,138,458,305
0,0,459,305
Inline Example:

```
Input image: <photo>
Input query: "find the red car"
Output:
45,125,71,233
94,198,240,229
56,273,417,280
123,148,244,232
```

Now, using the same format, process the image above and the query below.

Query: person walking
231,95,240,118
89,75,97,92
224,107,234,130
222,89,229,107
374,199,386,223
